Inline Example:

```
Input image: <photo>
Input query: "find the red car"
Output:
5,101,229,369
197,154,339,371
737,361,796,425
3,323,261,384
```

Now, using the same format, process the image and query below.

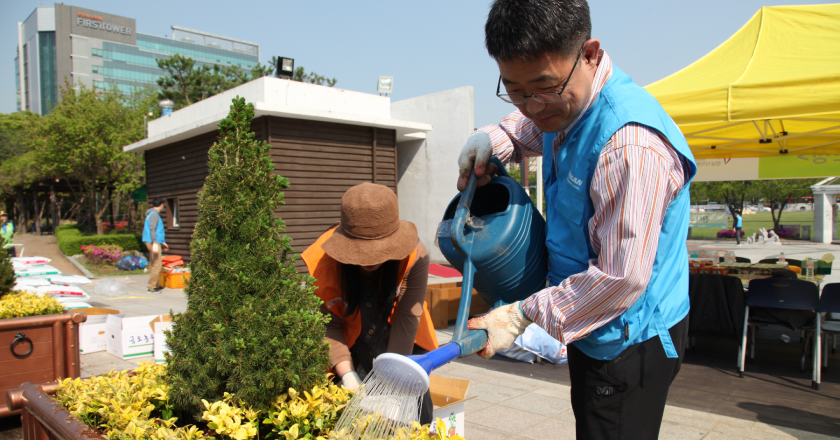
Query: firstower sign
76,12,132,35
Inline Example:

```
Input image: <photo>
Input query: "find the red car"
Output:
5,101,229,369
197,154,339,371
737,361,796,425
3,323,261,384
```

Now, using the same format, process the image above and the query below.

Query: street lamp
143,111,153,138
276,57,294,79
377,76,394,96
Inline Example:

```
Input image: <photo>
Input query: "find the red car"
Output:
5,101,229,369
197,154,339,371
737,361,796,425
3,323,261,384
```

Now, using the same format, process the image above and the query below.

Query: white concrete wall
391,86,474,263
148,77,391,137
813,192,836,243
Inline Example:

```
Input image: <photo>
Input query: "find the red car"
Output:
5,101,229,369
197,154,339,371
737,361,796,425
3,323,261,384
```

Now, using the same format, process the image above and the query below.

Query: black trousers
735,227,742,245
568,315,688,440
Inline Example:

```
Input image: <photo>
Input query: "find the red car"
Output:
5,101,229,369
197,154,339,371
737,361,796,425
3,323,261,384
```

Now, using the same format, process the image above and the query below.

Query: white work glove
340,371,362,391
467,301,531,359
152,243,160,253
457,132,497,191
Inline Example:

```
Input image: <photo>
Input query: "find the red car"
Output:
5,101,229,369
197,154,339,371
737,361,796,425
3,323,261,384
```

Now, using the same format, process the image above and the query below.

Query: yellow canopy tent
645,4,840,160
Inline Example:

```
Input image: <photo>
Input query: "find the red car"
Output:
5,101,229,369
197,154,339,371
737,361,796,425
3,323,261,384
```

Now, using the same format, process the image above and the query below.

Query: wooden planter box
425,282,491,330
7,381,105,440
0,312,86,418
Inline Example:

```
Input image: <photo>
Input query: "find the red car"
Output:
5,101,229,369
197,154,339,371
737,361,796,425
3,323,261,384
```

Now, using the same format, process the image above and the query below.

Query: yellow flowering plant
262,378,353,440
0,290,64,319
56,363,466,440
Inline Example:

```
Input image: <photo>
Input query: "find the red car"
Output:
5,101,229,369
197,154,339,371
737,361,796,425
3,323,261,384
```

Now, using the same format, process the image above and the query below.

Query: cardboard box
150,315,174,363
106,314,162,359
79,307,123,354
429,375,472,438
425,282,491,330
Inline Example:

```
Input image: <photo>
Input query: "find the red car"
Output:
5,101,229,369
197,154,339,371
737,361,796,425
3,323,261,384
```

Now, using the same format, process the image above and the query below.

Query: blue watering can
392,157,548,377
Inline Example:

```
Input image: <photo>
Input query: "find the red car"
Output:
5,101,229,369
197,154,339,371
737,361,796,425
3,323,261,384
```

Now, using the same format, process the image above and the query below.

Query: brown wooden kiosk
123,78,432,270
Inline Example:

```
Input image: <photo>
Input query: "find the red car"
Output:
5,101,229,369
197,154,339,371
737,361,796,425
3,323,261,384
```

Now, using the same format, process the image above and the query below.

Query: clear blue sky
0,0,830,127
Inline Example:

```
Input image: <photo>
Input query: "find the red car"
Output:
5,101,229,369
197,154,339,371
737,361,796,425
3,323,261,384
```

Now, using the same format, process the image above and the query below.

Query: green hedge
56,224,143,256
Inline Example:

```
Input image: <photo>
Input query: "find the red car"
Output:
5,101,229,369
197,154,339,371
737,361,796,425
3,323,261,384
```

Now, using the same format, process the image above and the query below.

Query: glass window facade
15,54,20,111
23,43,28,111
38,31,58,114
137,33,258,69
89,36,259,93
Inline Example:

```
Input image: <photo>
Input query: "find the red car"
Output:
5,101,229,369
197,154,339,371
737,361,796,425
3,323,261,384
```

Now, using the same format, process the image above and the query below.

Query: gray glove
340,370,362,391
467,301,532,359
457,132,497,191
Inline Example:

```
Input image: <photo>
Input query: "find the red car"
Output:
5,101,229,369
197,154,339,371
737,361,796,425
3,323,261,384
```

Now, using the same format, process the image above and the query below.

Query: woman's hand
340,371,362,391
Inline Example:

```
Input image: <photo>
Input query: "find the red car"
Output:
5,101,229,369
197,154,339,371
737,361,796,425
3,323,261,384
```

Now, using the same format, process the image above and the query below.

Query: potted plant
0,248,86,418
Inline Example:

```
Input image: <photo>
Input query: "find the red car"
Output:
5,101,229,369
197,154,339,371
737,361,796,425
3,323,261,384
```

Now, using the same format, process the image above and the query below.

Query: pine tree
165,97,330,418
0,249,14,297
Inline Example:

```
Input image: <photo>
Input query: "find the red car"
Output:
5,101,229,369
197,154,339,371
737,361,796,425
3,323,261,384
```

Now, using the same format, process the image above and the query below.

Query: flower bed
716,229,746,238
56,224,142,256
772,228,794,239
81,244,124,266
53,362,462,440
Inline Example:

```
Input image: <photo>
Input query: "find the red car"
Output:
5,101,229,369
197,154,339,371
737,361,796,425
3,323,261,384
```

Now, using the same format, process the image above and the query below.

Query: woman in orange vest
301,182,438,423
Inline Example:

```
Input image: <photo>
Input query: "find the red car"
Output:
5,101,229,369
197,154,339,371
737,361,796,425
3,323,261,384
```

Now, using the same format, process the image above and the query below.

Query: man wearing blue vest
463,1,696,438
733,209,743,246
142,198,169,293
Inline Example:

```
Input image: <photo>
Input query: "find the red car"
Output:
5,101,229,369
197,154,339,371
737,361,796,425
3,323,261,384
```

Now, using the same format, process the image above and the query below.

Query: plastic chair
801,283,840,390
3,243,24,257
739,278,820,388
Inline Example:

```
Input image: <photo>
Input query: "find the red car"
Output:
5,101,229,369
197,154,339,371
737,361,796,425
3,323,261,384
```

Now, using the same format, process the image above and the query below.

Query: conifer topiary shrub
165,97,330,418
0,247,15,297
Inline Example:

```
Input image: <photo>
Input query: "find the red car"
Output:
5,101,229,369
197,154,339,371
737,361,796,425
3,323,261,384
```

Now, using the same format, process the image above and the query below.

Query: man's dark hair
152,197,165,208
485,0,591,61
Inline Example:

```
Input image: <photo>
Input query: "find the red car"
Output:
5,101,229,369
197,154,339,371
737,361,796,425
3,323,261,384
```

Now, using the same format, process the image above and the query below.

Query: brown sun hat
321,182,417,266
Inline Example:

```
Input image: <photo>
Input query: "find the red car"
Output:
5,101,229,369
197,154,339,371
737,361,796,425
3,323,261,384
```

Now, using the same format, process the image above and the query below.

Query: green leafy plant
0,291,64,319
56,363,462,440
56,224,141,256
165,97,331,418
0,246,14,298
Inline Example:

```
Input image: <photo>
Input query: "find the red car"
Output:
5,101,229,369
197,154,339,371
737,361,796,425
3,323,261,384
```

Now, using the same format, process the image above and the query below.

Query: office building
16,4,260,114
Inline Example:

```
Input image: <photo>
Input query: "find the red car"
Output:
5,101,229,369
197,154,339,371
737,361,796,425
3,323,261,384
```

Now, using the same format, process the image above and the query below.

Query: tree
0,112,45,215
0,245,14,297
754,179,819,230
157,55,276,109
692,181,759,223
165,97,330,418
158,55,338,110
292,66,337,87
0,111,39,163
29,81,146,235
156,54,219,109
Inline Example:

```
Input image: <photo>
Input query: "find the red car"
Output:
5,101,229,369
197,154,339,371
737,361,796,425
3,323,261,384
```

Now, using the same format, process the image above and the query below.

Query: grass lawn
689,211,839,239
78,257,147,277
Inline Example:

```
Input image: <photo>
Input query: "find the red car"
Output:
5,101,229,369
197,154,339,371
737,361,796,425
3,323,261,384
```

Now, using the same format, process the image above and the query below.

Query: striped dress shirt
476,50,686,345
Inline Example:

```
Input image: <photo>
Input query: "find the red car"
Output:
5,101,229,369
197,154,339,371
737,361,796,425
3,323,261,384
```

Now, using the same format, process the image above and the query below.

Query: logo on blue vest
567,171,583,190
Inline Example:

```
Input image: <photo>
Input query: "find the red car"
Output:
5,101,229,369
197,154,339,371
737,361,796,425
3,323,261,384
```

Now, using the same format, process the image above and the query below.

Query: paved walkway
4,235,838,439
433,327,839,440
10,233,82,276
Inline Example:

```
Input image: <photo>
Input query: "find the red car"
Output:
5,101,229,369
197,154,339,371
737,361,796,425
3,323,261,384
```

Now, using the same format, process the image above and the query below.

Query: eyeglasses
496,42,586,105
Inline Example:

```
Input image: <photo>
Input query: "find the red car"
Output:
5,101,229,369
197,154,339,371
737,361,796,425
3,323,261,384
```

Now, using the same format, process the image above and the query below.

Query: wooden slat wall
270,117,397,271
144,120,265,262
142,115,397,271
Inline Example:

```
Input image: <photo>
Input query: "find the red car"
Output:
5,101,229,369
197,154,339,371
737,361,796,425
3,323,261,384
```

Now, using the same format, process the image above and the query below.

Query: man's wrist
517,301,533,322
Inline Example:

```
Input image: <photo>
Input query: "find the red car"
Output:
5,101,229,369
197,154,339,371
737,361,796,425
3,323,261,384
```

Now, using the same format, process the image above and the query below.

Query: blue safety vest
541,66,696,361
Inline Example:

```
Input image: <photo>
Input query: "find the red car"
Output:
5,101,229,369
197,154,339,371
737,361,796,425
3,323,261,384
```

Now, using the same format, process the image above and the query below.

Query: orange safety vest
301,227,439,352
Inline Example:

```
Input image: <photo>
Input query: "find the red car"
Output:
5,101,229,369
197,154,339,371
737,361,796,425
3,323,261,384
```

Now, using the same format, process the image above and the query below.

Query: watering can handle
452,157,508,250
447,157,506,358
